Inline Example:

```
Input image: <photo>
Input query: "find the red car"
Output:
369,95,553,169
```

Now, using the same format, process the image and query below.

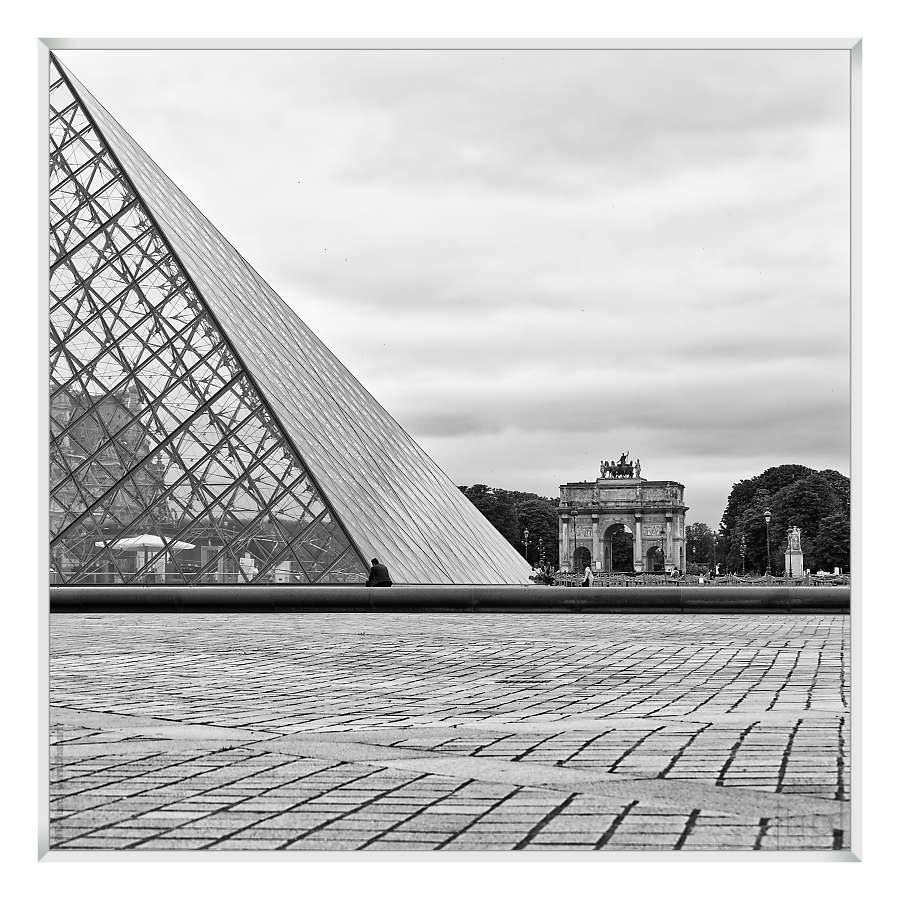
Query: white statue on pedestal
784,526,803,578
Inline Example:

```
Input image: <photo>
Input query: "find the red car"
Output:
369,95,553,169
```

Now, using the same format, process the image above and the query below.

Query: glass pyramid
48,55,532,586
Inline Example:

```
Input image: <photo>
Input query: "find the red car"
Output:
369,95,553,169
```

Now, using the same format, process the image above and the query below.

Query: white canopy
95,534,195,551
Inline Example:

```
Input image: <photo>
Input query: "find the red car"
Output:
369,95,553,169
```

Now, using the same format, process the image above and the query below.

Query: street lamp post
711,533,717,579
787,524,793,579
538,537,545,567
740,536,746,576
523,527,530,564
764,508,772,576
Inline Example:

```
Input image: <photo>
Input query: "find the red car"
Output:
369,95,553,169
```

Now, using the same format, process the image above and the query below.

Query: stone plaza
48,612,849,853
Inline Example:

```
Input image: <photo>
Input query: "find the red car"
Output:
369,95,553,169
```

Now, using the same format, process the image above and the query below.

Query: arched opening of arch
573,546,592,573
603,523,634,573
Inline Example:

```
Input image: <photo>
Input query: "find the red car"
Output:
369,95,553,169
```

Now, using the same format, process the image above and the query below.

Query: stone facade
558,477,688,574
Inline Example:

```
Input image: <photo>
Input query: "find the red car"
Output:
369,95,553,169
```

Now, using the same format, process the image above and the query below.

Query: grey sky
57,48,851,525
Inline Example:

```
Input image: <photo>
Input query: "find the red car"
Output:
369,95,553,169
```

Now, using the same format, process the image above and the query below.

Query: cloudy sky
57,48,850,525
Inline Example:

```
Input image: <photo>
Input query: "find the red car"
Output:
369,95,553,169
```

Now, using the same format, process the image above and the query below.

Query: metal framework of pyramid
48,55,532,586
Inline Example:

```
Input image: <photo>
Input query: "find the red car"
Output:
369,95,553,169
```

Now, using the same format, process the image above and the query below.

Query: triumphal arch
558,454,688,574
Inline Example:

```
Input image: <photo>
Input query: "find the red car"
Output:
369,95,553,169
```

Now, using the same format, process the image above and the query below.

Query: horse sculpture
600,454,634,479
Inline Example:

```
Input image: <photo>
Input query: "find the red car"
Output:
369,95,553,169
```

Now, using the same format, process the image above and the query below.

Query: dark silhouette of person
365,558,392,587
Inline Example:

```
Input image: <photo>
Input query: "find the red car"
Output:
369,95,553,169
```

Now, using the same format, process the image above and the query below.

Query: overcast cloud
58,49,851,525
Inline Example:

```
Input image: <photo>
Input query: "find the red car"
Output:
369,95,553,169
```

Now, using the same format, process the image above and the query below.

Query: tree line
460,462,850,575
713,464,850,575
458,485,559,568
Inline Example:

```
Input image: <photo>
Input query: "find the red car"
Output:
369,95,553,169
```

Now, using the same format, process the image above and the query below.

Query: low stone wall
50,584,849,614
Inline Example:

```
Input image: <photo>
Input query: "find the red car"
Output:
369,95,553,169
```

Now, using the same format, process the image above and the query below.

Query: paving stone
48,613,850,853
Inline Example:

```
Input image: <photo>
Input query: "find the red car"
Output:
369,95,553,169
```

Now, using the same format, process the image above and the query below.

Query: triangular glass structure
48,55,532,586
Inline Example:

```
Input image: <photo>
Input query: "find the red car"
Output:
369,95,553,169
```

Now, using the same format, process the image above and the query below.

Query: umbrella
94,534,195,551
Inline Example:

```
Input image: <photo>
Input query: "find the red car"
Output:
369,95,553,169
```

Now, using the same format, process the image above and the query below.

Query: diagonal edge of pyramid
50,53,534,585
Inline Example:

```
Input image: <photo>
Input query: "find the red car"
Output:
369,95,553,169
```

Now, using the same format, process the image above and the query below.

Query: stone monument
784,526,804,578
557,456,688,574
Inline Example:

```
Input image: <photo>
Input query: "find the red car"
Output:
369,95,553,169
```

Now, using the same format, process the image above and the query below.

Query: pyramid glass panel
48,55,532,585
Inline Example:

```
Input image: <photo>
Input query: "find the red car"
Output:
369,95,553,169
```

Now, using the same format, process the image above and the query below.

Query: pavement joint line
609,725,668,773
511,730,567,762
753,816,770,850
436,786,523,849
645,647,744,717
272,709,847,743
125,756,363,849
513,792,578,850
805,651,824,711
50,705,282,742
715,721,759,786
725,646,781,713
470,733,517,756
357,778,476,849
250,738,848,820
553,730,614,767
658,723,712,778
775,719,803,794
55,752,347,847
766,650,802,712
672,808,702,850
836,715,847,802
198,764,409,851
51,744,260,809
275,772,431,850
594,799,639,848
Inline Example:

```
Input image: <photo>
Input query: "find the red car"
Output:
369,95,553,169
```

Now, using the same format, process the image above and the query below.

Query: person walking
365,558,393,587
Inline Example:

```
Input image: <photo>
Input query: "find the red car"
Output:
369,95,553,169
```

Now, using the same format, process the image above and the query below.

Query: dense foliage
685,522,718,573
458,484,559,567
716,464,850,574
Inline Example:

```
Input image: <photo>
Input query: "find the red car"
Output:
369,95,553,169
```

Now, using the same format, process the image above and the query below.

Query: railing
552,573,850,588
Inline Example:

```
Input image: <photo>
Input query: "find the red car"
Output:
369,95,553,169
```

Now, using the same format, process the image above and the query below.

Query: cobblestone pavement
48,614,850,853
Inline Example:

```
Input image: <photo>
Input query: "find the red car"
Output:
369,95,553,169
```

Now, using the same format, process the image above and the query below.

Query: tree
515,497,559,567
811,512,850,572
733,489,774,574
717,465,850,575
458,484,560,568
720,465,812,568
769,474,841,570
685,522,716,572
817,469,850,516
458,484,518,546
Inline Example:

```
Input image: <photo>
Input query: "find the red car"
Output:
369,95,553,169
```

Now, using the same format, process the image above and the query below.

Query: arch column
665,513,673,572
560,513,570,572
591,515,599,571
569,513,578,571
633,514,643,572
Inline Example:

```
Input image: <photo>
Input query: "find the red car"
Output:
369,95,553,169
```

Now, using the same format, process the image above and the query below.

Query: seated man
365,558,393,587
